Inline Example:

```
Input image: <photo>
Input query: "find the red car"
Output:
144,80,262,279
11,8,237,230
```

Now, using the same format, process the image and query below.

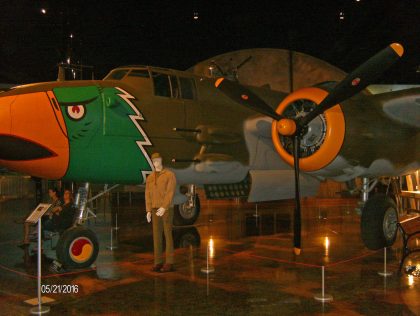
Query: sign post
25,203,52,315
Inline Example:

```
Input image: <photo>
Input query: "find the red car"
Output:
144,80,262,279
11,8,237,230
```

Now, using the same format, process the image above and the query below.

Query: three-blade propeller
215,43,404,254
215,78,284,121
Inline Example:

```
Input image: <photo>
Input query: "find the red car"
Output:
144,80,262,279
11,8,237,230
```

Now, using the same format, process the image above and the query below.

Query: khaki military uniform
145,169,176,265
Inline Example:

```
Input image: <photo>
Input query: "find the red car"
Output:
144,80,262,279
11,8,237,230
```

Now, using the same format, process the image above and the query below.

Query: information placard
25,203,52,224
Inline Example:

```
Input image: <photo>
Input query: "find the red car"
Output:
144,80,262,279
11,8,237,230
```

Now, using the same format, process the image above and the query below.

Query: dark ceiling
0,0,418,84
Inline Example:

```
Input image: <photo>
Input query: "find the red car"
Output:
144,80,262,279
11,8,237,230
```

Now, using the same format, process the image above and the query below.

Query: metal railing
0,176,34,200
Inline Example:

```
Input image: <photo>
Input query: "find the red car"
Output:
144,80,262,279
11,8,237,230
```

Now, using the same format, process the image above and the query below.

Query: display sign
25,203,52,224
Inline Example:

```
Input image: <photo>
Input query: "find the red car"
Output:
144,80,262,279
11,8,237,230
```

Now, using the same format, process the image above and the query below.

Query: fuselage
0,65,418,189
0,66,274,184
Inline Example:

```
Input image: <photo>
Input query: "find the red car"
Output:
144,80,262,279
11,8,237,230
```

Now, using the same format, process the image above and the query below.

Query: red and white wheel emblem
69,237,94,263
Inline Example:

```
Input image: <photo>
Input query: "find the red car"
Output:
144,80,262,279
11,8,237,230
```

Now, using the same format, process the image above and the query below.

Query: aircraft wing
373,86,420,128
242,115,321,202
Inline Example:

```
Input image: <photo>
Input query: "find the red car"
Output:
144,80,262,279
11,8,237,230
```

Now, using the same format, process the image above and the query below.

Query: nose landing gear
55,182,104,269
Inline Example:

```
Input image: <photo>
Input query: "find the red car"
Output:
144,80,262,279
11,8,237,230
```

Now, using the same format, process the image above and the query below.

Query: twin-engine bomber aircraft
0,43,418,268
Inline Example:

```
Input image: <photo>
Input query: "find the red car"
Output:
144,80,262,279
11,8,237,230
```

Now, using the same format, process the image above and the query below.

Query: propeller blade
292,135,302,255
236,56,252,70
215,78,283,121
300,43,404,126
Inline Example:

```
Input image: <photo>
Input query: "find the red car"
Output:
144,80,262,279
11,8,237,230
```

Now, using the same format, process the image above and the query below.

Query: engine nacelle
271,87,345,172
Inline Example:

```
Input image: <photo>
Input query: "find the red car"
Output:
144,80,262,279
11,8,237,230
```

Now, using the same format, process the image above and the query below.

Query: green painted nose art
53,86,153,184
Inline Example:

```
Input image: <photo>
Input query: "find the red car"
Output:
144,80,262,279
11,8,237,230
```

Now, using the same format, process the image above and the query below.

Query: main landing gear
361,194,398,250
360,177,399,250
174,184,201,226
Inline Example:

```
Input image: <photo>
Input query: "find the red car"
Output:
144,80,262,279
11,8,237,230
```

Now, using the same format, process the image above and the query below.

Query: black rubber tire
56,226,99,269
174,195,200,226
361,194,398,250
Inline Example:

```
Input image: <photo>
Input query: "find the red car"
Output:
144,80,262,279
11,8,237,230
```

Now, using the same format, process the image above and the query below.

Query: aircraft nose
0,95,55,160
0,95,14,136
0,91,69,179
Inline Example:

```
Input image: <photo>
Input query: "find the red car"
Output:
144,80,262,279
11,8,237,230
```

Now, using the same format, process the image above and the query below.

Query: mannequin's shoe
159,264,174,273
151,263,163,272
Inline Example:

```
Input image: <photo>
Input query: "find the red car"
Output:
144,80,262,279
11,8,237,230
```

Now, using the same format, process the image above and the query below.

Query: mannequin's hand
146,212,152,223
156,207,166,217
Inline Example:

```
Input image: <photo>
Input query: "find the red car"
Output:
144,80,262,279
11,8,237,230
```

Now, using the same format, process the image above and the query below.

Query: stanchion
107,228,118,250
114,213,119,231
107,211,120,250
206,270,210,296
378,247,392,277
201,240,214,274
314,266,333,302
107,227,118,250
30,217,50,315
254,203,259,227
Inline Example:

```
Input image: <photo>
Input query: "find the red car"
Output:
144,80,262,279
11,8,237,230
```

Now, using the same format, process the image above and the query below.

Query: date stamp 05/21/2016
41,284,79,294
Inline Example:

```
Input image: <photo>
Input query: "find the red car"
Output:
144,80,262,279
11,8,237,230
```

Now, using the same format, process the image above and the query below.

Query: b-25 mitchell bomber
0,43,418,268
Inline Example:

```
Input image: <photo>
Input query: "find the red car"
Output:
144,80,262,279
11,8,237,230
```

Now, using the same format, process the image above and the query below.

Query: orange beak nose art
0,92,69,179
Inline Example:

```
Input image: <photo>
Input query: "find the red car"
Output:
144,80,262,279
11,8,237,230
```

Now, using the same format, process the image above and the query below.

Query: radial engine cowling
271,87,346,172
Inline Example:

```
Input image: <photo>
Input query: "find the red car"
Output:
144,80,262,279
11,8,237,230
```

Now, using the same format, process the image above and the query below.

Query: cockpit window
105,69,129,80
179,77,197,100
151,72,197,100
170,75,179,98
152,72,171,97
128,69,150,78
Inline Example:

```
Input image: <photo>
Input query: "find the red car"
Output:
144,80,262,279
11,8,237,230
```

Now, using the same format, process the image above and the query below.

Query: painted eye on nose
67,105,86,120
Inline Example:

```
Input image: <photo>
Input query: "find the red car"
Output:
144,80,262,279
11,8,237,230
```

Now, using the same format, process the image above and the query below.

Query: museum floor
0,196,418,315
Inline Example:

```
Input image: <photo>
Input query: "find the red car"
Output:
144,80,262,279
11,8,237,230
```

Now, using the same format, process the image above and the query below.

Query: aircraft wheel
56,226,99,269
174,195,200,226
361,194,398,250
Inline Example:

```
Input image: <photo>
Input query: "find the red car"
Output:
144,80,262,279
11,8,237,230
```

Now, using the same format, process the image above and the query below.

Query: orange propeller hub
276,118,296,136
271,87,346,172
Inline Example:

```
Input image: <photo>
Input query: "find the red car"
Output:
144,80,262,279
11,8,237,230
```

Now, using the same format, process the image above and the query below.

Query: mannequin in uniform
145,152,177,272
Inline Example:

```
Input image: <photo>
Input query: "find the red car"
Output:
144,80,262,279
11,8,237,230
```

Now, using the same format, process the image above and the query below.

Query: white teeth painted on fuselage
115,87,153,183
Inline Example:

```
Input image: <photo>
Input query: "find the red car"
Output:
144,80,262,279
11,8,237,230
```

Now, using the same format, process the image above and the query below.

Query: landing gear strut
75,183,97,224
174,184,201,226
356,177,379,214
361,177,379,203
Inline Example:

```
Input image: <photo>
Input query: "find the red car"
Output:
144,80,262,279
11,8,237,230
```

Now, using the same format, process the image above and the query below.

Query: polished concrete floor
0,195,418,315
